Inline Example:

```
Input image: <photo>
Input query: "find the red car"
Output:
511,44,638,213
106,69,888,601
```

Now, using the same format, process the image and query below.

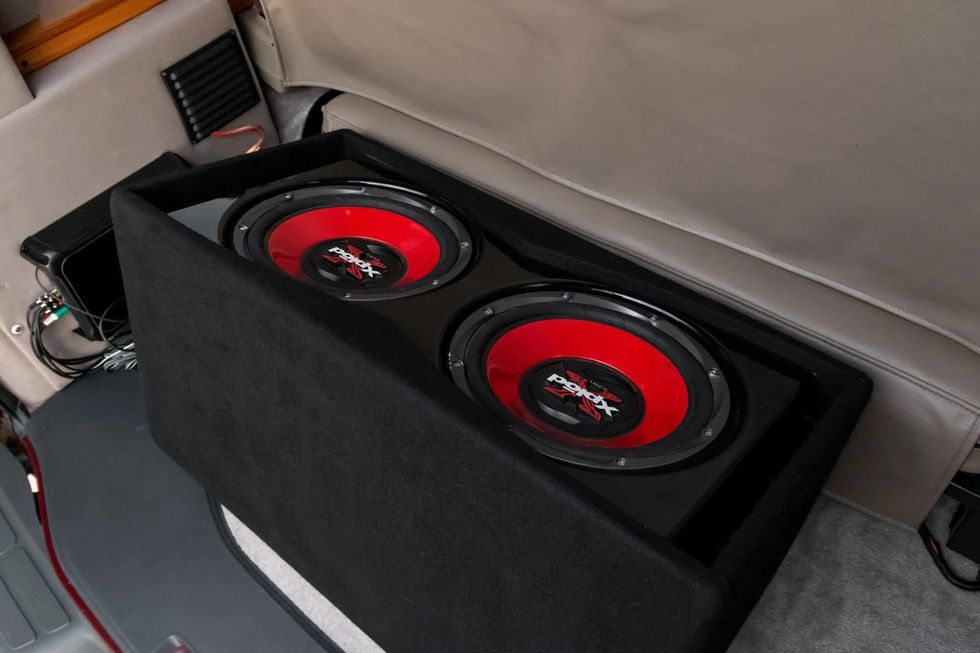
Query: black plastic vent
162,31,260,144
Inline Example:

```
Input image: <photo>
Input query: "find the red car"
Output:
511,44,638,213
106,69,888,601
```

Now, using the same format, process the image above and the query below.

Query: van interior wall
0,0,277,409
246,0,980,527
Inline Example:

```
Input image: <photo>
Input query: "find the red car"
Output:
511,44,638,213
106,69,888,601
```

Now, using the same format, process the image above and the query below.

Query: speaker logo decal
543,370,623,421
302,237,407,289
322,244,387,280
520,358,643,439
456,298,718,465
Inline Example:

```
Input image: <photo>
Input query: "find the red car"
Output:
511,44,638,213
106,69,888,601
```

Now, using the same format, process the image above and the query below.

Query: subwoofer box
111,131,871,653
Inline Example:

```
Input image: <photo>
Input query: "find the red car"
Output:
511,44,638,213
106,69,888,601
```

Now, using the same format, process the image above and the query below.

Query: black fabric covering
111,131,871,652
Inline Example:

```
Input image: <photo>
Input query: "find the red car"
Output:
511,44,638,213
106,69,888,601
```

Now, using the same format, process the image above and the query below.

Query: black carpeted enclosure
111,131,871,653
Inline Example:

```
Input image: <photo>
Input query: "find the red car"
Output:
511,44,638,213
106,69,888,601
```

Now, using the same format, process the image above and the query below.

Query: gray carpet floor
730,496,980,652
228,496,980,652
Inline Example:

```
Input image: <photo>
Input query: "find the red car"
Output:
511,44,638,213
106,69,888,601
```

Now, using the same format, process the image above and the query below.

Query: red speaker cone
266,206,441,286
485,319,690,449
227,182,472,300
447,289,732,470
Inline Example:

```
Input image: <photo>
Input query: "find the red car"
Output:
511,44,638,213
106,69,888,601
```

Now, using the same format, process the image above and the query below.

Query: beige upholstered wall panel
0,0,278,407
0,0,37,34
0,44,31,118
265,0,980,358
322,94,980,527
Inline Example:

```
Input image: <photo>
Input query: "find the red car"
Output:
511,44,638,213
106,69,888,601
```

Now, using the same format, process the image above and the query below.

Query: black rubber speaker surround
228,181,473,300
447,289,732,471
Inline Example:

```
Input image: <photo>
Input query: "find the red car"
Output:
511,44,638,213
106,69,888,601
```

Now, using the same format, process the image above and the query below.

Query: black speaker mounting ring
447,287,733,471
228,181,474,301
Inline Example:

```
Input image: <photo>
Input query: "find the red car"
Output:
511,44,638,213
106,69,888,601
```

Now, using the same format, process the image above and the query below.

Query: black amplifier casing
20,154,186,339
112,130,871,653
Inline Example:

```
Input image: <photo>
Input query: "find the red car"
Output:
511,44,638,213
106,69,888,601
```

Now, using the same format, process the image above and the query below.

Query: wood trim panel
5,0,124,58
2,0,253,76
3,0,165,75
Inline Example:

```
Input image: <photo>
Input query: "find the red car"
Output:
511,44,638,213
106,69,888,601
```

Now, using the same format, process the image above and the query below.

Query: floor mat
25,371,336,653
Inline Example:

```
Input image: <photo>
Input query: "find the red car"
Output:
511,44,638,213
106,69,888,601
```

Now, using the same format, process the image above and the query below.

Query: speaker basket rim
447,288,733,471
228,180,474,301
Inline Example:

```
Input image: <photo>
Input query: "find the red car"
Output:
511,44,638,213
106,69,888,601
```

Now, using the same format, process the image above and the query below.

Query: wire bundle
27,273,136,379
918,523,980,592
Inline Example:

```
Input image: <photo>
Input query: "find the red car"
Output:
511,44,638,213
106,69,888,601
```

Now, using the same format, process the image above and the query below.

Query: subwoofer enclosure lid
111,131,871,653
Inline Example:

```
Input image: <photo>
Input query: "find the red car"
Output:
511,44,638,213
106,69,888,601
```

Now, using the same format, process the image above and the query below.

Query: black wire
96,297,133,351
33,269,127,324
27,304,104,379
31,308,102,364
29,312,80,379
28,271,137,378
918,523,980,592
29,315,87,378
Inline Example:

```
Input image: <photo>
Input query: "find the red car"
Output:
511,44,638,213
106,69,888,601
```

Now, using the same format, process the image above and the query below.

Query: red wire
21,438,124,653
211,124,266,153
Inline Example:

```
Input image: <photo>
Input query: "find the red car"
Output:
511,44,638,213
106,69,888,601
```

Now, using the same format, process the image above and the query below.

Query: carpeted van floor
729,496,980,652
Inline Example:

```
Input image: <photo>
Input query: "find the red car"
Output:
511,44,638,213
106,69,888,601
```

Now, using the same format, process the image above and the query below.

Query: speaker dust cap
447,289,732,471
229,182,473,300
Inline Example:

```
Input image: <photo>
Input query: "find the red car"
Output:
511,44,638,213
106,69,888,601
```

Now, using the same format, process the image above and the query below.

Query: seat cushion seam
920,414,980,520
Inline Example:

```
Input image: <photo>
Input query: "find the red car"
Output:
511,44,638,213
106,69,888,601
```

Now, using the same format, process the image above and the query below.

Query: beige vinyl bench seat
321,93,980,527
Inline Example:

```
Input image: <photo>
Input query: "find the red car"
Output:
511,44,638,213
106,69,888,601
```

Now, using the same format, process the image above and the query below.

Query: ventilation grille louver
161,31,260,144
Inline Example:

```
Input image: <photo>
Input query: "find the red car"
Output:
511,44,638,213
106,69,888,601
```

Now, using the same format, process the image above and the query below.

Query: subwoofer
222,176,737,473
226,181,473,300
119,130,869,653
447,289,732,471
173,155,802,542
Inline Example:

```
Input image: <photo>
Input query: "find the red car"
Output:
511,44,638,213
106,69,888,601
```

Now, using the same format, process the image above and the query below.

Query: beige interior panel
323,94,980,527
0,0,278,408
264,0,980,357
252,0,980,525
37,0,89,23
0,43,31,118
0,0,37,34
238,6,286,92
963,448,980,475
